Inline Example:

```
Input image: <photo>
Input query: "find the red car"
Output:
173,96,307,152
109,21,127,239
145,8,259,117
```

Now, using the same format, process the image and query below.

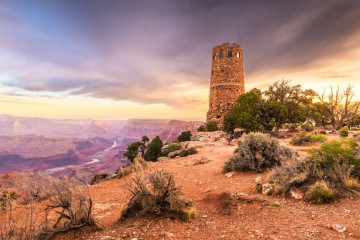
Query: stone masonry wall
206,42,245,126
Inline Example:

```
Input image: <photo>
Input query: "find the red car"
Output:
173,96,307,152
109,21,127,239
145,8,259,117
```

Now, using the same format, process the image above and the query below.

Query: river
41,139,118,174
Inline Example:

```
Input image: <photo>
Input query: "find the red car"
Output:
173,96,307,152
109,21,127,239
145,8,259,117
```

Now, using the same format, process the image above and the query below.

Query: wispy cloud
0,0,359,117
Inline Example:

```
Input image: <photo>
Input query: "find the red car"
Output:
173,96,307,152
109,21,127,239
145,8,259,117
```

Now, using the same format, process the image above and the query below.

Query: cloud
0,0,360,110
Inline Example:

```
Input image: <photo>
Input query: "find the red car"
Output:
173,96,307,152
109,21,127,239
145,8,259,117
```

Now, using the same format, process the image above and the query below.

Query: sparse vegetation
179,147,197,157
115,156,147,178
305,181,335,204
39,177,99,239
317,85,360,129
224,81,318,133
177,130,192,142
223,133,293,173
291,133,327,145
197,125,206,132
206,121,218,132
120,170,196,222
161,143,182,157
291,132,312,145
268,139,360,203
301,123,314,132
0,191,17,210
144,136,164,162
340,126,349,137
0,193,43,240
310,134,327,143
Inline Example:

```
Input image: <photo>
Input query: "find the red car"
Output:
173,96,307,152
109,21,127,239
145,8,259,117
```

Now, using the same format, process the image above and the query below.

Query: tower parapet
206,42,245,126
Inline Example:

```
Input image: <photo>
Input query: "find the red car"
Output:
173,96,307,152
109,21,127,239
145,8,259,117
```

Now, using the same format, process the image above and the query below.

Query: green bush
291,133,326,145
206,121,218,132
197,125,206,132
144,136,164,162
223,133,293,173
179,147,197,157
291,132,312,145
305,181,335,204
310,134,327,143
161,143,182,156
301,123,314,132
340,126,349,137
177,131,192,142
268,139,360,203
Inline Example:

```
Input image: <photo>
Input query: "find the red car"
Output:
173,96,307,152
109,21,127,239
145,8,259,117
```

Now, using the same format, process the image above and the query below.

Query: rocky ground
50,131,360,240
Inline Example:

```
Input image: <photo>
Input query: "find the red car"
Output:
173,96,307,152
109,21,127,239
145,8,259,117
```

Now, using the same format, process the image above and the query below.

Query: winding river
42,139,118,174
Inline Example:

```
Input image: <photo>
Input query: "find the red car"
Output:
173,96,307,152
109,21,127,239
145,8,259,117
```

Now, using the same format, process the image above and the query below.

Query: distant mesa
207,42,245,126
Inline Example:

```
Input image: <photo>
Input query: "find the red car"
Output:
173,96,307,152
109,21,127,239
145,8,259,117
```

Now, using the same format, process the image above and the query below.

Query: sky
0,0,360,120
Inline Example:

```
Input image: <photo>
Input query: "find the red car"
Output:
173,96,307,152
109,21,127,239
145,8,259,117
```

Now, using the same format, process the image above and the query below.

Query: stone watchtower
206,42,245,125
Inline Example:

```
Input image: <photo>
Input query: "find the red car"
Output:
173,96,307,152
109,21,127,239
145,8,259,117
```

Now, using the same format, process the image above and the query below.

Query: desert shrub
291,132,312,145
310,134,327,143
144,136,163,162
197,125,206,132
39,177,99,239
206,121,218,132
301,123,314,132
307,140,360,177
340,126,349,137
115,157,147,178
223,133,293,173
179,147,197,157
123,141,141,162
291,133,326,145
344,177,360,191
268,158,308,197
305,181,335,204
177,131,192,142
90,173,109,185
351,127,360,131
161,143,182,157
268,139,360,203
0,191,17,210
0,193,43,240
120,170,196,222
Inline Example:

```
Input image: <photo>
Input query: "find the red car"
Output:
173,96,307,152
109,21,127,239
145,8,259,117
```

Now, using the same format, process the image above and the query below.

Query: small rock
225,172,234,178
202,214,208,218
332,224,347,233
204,188,212,193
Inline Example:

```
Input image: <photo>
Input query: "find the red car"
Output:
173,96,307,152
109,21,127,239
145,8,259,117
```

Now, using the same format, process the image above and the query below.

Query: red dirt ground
52,132,360,240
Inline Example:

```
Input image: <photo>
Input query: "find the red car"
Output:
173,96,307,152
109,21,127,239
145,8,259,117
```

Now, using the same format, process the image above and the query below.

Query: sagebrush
268,139,360,203
223,133,294,173
120,170,196,222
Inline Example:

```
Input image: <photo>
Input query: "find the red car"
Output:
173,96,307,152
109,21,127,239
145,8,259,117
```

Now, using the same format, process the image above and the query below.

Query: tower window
228,51,232,57
211,70,214,75
213,54,216,60
219,51,223,58
236,52,240,58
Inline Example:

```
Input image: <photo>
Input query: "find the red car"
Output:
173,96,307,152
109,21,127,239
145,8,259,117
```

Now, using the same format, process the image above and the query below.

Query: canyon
0,115,202,179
